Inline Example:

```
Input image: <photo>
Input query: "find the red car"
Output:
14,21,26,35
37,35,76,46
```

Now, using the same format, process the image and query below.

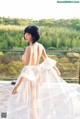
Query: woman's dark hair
24,25,40,43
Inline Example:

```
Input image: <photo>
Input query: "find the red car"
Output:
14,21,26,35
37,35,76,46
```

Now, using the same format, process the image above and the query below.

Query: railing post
79,59,80,84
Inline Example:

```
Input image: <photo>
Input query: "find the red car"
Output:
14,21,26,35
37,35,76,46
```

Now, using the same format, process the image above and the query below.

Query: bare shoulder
37,42,45,49
37,42,47,59
25,46,31,53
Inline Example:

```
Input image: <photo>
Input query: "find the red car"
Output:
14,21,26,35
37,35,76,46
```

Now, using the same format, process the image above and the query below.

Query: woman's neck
30,42,37,46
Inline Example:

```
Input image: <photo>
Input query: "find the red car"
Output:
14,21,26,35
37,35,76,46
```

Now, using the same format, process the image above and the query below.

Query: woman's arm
54,66,61,76
22,46,31,65
12,77,25,94
42,46,48,60
12,47,31,94
41,45,61,76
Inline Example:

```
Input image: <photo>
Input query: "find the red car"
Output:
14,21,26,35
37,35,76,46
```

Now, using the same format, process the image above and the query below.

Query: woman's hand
12,77,24,94
12,85,18,94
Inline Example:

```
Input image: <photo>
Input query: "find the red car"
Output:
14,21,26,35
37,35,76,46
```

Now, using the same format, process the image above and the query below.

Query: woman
7,26,80,119
12,25,60,94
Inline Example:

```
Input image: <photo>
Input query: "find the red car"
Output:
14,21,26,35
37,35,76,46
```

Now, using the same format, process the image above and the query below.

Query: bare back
22,42,47,66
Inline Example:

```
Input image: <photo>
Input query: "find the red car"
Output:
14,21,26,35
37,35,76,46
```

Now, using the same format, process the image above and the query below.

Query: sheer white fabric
7,57,80,119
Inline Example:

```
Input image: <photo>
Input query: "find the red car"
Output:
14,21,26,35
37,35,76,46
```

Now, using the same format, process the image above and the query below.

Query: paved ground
0,81,13,113
0,81,80,119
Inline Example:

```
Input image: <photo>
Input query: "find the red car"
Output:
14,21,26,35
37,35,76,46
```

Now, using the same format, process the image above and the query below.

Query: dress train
7,57,80,119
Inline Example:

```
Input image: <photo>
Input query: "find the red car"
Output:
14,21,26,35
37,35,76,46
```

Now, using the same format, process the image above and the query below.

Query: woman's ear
24,33,26,40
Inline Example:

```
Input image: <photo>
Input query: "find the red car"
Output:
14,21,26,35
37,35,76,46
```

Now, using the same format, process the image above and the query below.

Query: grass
64,78,79,83
0,24,24,31
0,76,79,83
0,76,17,81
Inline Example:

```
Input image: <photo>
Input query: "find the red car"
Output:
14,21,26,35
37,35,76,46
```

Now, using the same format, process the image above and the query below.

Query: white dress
7,57,80,119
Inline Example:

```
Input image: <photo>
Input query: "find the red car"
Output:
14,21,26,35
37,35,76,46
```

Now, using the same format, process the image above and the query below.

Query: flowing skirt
7,57,80,119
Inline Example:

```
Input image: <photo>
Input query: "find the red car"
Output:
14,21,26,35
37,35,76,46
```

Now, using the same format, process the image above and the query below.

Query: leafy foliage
0,17,80,50
0,56,78,80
